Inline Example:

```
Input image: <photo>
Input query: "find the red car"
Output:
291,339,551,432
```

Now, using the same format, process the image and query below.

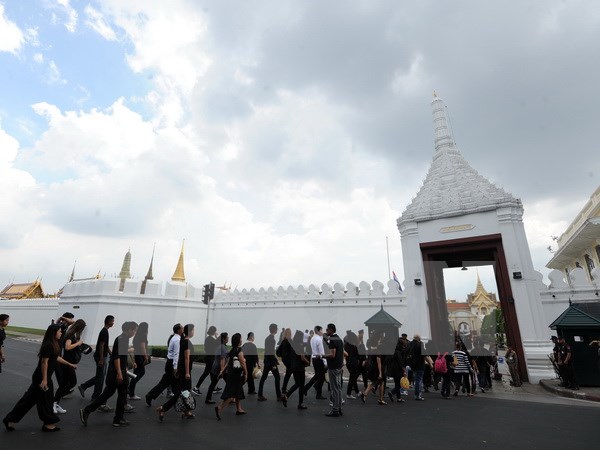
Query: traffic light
208,282,215,301
202,284,210,304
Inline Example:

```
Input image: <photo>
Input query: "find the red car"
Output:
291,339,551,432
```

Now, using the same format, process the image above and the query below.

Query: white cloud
46,60,67,85
33,52,44,64
55,0,78,33
84,5,117,41
0,3,24,53
0,122,37,249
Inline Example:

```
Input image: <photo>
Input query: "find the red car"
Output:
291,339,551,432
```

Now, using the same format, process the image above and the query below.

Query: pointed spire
398,93,521,226
141,244,155,294
474,270,488,296
171,240,186,282
431,92,456,152
118,248,132,292
69,260,76,283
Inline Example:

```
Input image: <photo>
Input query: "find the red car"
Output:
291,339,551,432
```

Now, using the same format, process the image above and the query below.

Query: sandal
182,412,195,419
156,407,165,422
359,393,366,404
215,406,221,421
377,399,388,405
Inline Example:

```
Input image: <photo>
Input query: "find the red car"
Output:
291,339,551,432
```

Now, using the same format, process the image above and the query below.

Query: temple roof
398,94,522,226
0,280,45,299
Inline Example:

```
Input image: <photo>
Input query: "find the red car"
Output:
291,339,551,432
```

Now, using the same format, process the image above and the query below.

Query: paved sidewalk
540,379,600,402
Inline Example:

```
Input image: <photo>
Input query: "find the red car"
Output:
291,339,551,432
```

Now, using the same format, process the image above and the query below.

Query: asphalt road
1,337,599,450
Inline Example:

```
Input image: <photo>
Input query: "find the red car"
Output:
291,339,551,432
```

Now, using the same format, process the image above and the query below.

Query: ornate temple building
0,280,46,299
447,273,499,337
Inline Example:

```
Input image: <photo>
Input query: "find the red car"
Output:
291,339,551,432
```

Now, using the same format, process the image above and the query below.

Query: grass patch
5,326,46,336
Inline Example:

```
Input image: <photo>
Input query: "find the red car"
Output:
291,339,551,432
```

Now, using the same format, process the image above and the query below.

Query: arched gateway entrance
420,234,527,380
397,93,554,383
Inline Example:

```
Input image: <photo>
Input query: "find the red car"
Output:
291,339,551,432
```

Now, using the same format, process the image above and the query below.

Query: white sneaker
54,402,67,414
347,394,357,399
191,387,201,396
129,395,141,400
124,404,135,412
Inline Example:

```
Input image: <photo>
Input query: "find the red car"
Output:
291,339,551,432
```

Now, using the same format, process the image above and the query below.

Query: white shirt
168,334,181,369
311,334,325,358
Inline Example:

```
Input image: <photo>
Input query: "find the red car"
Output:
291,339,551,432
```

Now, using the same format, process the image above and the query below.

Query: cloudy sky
0,0,598,299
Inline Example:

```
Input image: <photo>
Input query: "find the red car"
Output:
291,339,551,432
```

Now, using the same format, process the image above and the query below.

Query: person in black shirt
323,323,344,417
278,328,293,395
281,330,310,410
54,319,87,413
258,323,282,401
344,331,360,398
128,322,149,400
193,325,218,395
157,324,196,420
79,315,114,401
80,321,138,427
4,324,77,432
241,332,259,394
0,314,9,374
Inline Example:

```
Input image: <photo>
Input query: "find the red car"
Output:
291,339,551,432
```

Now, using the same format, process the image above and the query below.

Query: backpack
405,342,416,367
434,352,448,374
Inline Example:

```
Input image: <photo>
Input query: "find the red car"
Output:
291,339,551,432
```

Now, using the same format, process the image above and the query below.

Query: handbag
175,390,197,412
252,367,262,379
400,376,410,390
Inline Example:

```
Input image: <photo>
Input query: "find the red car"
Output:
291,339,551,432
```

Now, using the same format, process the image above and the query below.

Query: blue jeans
414,369,424,398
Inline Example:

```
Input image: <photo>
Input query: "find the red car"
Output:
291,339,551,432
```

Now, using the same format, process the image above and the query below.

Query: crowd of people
0,310,553,432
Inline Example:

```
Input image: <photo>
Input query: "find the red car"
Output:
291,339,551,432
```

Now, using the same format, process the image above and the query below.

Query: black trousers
286,370,306,406
5,380,59,426
83,372,129,423
258,363,281,398
195,355,214,389
441,371,452,397
560,364,578,388
304,358,325,396
454,372,471,394
147,360,175,401
54,365,77,403
205,372,223,401
80,357,108,399
360,363,369,389
128,355,146,396
282,364,292,393
347,365,360,395
162,374,192,412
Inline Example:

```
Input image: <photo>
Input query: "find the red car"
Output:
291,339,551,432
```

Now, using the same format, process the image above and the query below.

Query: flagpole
386,236,391,280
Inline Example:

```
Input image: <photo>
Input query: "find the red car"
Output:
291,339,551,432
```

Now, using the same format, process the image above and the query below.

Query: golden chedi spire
171,240,186,282
118,248,132,292
141,243,155,294
474,270,488,296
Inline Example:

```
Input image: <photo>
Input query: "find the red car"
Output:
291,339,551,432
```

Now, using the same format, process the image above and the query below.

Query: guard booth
364,306,402,355
549,302,600,387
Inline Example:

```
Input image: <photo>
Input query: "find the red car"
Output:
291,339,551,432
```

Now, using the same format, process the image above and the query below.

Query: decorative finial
171,239,186,282
433,90,437,98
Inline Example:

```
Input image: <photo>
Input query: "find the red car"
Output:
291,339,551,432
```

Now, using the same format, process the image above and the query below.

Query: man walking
241,332,259,394
78,315,114,412
323,323,344,417
409,334,425,400
258,324,282,401
304,325,327,399
145,323,183,406
80,321,138,427
192,325,218,396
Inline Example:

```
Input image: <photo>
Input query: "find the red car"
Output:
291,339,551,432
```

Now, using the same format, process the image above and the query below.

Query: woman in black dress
281,330,310,410
128,321,149,400
157,323,195,421
387,338,406,403
54,319,86,414
215,333,248,420
3,324,77,432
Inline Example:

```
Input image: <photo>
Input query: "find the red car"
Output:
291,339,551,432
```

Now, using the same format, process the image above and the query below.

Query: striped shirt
452,350,471,374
